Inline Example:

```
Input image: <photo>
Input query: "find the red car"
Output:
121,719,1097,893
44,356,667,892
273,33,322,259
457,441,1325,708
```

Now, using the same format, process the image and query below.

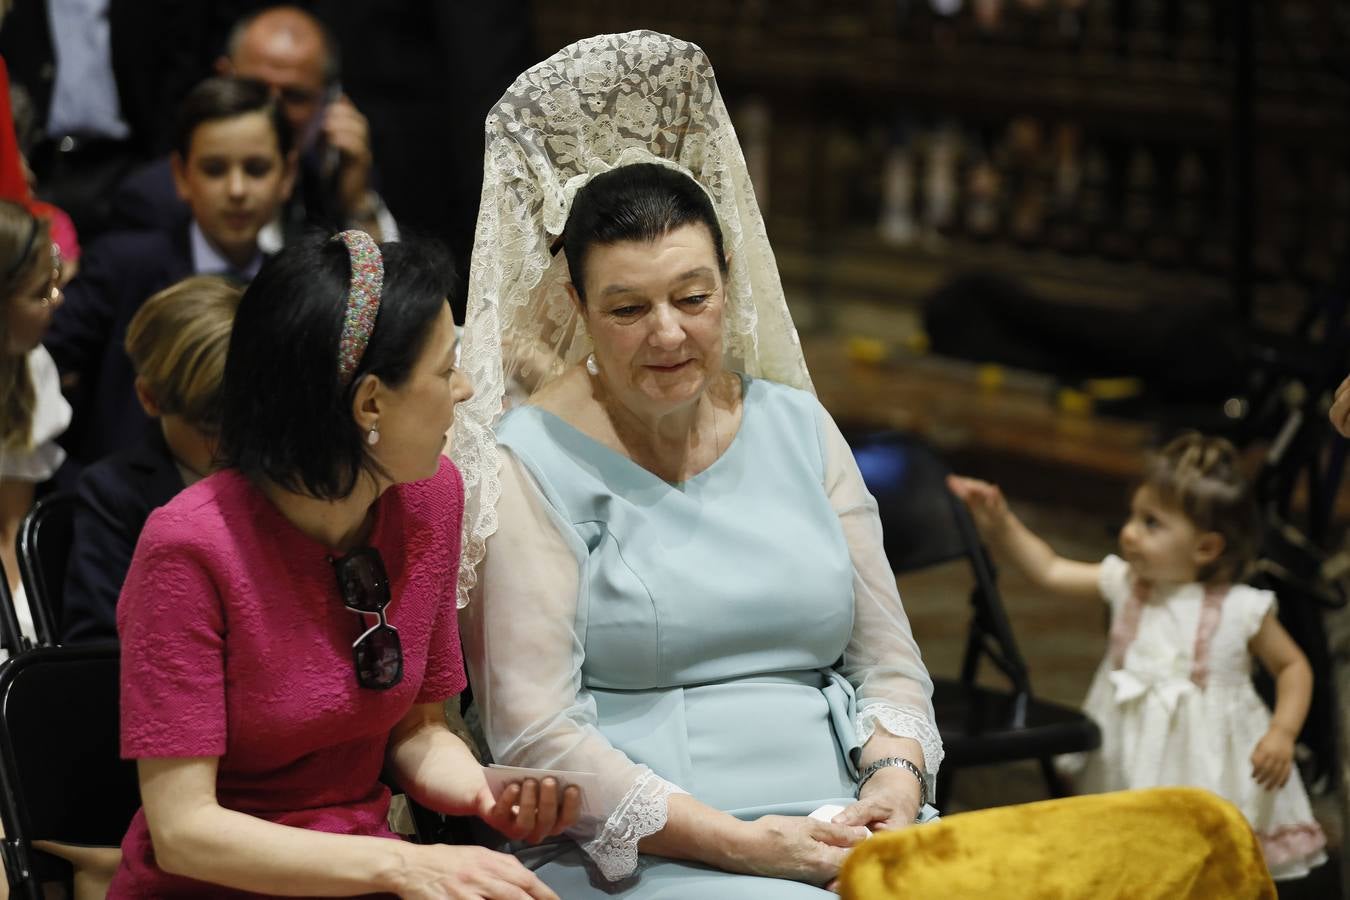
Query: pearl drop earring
586,353,600,377
367,422,380,446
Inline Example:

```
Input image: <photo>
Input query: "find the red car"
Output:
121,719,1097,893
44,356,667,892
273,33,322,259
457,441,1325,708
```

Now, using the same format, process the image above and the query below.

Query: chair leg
1038,757,1071,798
1,838,45,900
935,770,954,811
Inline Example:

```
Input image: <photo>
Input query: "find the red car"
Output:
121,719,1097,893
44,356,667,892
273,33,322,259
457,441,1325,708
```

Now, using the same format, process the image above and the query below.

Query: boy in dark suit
45,76,294,465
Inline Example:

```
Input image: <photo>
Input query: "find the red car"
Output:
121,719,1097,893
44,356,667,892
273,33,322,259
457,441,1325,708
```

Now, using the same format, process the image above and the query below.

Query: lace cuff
857,701,945,777
579,769,688,882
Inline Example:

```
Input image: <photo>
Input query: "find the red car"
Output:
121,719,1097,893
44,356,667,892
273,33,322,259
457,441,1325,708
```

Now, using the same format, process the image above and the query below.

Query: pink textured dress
109,458,467,898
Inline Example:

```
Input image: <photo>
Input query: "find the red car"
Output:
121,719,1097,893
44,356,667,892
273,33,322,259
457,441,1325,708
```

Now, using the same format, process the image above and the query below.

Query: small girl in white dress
949,432,1326,880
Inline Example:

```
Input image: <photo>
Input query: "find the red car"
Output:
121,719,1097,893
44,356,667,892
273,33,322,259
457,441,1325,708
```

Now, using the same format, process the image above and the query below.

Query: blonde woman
62,275,241,644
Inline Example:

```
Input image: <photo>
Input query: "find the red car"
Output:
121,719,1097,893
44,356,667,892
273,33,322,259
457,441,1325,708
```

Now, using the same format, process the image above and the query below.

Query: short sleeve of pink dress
111,457,467,899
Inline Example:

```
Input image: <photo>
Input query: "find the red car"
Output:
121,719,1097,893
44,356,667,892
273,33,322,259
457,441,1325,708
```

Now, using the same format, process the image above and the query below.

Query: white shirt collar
190,221,265,280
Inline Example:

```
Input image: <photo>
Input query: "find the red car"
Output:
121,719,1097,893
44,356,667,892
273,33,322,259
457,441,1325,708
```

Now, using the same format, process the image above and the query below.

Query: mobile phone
300,81,343,178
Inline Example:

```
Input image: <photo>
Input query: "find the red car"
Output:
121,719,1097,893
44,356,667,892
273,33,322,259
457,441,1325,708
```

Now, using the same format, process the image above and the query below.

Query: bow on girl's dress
1106,581,1226,721
1109,645,1198,717
1109,668,1196,716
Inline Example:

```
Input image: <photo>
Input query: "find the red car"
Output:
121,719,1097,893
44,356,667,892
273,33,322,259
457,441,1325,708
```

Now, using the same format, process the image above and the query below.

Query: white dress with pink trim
1058,554,1327,881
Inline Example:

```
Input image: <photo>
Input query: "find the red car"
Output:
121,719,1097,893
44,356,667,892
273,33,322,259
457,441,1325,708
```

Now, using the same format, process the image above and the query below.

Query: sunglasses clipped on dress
330,547,403,690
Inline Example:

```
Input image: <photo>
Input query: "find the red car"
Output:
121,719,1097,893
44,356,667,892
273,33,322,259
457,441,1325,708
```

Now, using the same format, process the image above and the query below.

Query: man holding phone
219,5,395,241
113,5,396,244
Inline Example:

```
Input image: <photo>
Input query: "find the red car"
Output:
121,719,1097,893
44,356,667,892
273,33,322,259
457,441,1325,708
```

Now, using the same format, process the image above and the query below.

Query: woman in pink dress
111,231,575,899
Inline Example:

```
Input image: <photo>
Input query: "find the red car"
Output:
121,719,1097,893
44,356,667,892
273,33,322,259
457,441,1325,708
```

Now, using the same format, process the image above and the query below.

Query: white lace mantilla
580,769,688,882
452,30,813,607
858,701,946,780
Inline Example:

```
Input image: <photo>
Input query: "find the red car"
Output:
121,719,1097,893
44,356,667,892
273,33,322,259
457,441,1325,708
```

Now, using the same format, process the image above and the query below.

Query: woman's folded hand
476,777,582,844
833,765,923,832
730,814,870,886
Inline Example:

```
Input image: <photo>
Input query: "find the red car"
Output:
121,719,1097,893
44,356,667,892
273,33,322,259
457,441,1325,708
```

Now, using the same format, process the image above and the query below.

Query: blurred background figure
0,0,214,240
0,200,63,634
115,4,393,244
45,76,293,467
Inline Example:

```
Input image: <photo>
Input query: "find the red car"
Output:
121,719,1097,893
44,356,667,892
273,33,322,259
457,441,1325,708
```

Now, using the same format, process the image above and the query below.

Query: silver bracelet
855,756,927,807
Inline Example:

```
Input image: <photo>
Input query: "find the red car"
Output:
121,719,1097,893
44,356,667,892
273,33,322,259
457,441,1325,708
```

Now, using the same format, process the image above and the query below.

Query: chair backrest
847,431,977,573
0,558,28,658
1248,285,1350,544
843,428,1031,694
0,643,139,890
16,493,77,647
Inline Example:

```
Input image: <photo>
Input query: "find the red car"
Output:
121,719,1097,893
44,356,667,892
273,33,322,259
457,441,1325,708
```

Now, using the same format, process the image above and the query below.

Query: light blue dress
474,376,938,897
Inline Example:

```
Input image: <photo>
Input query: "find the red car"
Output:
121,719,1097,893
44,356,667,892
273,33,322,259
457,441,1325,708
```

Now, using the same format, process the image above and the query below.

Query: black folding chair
1243,282,1350,547
402,797,493,848
0,643,138,898
16,492,77,647
1230,274,1349,785
843,428,1101,810
398,701,501,849
0,561,29,658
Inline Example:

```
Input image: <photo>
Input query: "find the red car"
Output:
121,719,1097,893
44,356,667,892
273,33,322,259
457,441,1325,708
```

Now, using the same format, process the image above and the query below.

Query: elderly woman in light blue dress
452,32,942,897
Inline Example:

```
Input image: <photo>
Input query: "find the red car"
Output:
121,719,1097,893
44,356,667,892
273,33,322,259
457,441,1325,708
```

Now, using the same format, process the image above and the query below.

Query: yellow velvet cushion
839,787,1276,899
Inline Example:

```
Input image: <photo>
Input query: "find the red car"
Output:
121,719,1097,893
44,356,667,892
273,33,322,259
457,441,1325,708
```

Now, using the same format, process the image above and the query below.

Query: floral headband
333,229,384,385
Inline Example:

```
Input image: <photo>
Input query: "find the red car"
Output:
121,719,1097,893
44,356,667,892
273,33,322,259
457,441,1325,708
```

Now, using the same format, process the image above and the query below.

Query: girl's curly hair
1140,432,1259,583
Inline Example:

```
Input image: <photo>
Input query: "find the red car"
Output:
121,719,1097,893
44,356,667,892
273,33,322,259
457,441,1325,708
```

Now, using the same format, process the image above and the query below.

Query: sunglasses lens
335,551,389,613
353,624,402,690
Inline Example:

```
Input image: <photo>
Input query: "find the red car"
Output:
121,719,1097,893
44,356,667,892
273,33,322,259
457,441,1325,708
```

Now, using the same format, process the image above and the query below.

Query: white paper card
807,803,849,823
808,803,872,833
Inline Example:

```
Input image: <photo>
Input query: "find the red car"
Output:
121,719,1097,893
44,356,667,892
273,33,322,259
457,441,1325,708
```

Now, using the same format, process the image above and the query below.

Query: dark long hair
173,76,293,159
219,232,457,499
